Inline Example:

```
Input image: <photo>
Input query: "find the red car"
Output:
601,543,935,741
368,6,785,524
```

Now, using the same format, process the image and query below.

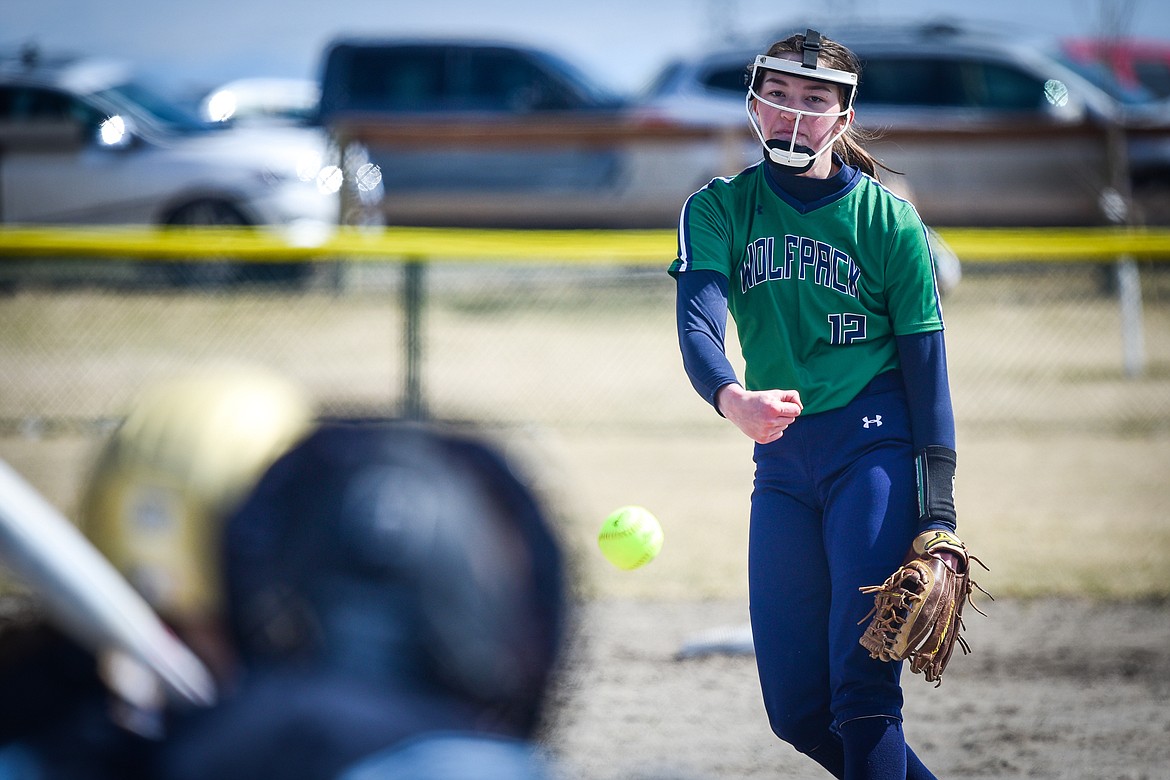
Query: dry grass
0,264,1167,602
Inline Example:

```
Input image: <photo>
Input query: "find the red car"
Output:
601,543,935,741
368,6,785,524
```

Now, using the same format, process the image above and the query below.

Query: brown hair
754,31,896,179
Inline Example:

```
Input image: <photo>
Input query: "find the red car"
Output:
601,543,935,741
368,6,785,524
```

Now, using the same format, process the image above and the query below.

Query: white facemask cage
745,36,859,171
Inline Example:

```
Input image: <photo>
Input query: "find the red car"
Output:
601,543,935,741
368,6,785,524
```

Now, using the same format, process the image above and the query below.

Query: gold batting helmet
80,365,313,624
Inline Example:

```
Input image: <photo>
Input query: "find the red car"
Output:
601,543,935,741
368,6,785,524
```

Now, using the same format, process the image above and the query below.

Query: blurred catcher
81,364,314,684
0,367,568,780
0,364,313,779
159,420,569,780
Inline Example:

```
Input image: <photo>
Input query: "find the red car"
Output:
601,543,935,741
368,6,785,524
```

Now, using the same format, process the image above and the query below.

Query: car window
641,62,679,98
94,81,207,131
340,48,446,112
320,42,622,118
700,63,750,95
324,46,584,114
0,79,207,134
974,62,1049,109
461,49,569,111
1134,59,1170,99
858,56,1048,110
860,58,963,106
1057,54,1151,104
0,86,76,121
0,85,116,131
526,50,623,109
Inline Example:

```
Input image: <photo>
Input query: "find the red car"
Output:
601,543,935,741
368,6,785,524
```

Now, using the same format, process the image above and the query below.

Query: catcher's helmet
80,365,313,624
223,421,567,735
746,29,858,172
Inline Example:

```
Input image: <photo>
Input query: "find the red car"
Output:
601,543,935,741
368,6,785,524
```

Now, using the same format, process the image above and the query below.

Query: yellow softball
597,505,664,570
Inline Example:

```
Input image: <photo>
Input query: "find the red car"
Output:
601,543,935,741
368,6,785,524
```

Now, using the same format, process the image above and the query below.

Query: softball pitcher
670,29,965,779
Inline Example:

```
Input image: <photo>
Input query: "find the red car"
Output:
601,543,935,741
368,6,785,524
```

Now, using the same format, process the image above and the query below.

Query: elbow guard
915,445,957,530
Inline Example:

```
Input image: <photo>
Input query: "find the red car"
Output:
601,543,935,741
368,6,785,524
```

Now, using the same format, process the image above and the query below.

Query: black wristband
915,445,957,529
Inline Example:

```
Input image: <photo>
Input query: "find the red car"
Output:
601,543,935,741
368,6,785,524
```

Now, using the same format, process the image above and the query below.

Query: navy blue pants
748,372,917,755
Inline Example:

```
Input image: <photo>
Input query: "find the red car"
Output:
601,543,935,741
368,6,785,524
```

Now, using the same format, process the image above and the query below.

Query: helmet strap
802,29,822,70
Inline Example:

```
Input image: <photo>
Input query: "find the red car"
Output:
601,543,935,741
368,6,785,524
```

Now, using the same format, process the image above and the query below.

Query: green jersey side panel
670,164,944,416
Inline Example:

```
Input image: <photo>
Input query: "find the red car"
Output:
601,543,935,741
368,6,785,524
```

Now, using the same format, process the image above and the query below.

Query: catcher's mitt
858,530,990,685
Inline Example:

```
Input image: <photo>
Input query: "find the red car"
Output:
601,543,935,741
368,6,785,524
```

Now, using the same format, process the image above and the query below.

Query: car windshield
92,80,210,132
528,49,625,108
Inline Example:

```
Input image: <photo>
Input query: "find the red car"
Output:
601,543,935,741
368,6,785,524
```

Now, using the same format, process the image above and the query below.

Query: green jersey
669,162,944,416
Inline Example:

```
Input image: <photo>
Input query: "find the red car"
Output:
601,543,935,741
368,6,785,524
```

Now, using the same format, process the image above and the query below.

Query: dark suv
316,37,741,228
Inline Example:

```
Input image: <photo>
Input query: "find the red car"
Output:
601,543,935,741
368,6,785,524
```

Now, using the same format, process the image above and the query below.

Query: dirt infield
542,597,1170,780
517,420,1170,779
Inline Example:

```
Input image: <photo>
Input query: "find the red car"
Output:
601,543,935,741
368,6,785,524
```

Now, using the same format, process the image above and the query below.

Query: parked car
0,46,339,284
639,20,1170,227
316,36,744,229
200,77,320,125
1061,37,1170,102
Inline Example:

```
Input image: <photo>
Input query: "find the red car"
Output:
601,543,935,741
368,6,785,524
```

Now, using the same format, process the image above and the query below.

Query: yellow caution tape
1,225,1170,264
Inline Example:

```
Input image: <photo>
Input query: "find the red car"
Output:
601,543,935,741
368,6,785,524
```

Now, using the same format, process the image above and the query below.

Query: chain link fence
945,261,1169,432
0,253,1167,600
2,256,1166,433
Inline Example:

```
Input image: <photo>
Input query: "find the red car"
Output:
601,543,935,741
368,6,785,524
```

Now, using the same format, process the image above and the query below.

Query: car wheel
161,201,314,288
162,199,252,287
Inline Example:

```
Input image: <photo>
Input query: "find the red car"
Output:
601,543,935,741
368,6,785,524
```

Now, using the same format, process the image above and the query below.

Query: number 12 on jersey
828,313,867,345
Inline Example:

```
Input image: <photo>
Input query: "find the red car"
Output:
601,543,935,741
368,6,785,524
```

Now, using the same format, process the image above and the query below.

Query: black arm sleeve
675,270,739,411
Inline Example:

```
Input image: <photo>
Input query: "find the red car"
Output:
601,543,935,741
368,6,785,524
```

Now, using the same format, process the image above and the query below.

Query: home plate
675,622,754,660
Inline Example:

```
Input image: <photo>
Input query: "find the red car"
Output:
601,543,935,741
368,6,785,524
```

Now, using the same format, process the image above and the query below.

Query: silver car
0,48,340,283
639,21,1162,228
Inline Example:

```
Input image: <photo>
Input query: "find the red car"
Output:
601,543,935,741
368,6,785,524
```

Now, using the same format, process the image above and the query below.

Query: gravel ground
541,597,1170,780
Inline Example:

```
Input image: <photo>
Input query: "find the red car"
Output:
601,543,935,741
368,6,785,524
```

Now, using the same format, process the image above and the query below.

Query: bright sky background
6,0,1170,100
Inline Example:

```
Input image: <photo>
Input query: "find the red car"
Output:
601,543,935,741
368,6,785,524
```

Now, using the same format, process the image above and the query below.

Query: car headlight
204,89,238,123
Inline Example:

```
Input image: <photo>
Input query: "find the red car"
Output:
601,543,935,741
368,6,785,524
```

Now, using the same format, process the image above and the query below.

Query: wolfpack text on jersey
670,162,943,416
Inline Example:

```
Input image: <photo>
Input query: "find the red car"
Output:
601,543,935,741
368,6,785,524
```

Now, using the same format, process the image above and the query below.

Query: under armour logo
862,415,883,428
756,204,765,216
